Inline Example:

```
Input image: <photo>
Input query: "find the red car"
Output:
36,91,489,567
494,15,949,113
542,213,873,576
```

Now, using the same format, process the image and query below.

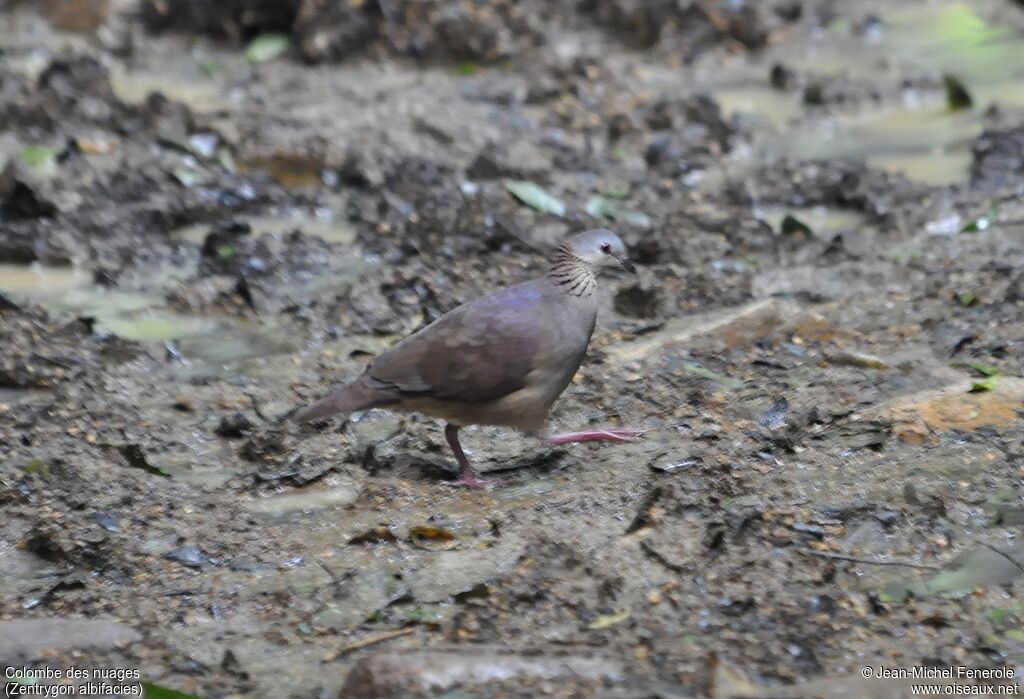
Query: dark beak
618,258,637,274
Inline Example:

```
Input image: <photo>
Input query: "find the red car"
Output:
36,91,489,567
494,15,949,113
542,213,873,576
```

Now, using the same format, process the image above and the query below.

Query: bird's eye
599,243,612,254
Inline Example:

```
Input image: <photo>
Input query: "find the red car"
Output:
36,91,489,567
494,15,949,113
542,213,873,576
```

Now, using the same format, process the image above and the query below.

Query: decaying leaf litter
2,0,1024,696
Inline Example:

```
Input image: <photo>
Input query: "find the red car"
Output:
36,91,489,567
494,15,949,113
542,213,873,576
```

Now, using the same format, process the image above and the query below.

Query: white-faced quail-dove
293,229,643,487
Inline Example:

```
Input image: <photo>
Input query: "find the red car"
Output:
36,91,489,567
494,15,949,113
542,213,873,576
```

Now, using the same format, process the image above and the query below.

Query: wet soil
2,1,1024,698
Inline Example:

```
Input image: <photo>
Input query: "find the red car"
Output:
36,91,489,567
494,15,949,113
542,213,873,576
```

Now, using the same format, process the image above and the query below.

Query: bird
292,228,643,488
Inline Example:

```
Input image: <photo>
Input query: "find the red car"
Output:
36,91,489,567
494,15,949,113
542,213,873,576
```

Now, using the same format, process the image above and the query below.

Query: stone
0,618,141,661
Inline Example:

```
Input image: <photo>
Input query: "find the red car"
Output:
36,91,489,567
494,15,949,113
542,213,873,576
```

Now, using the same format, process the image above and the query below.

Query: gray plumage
292,229,633,486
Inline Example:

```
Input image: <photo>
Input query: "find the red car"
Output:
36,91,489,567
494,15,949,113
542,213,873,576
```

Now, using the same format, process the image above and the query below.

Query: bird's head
565,229,635,273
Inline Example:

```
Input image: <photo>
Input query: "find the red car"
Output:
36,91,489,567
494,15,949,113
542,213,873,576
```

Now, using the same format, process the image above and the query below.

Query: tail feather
292,375,392,423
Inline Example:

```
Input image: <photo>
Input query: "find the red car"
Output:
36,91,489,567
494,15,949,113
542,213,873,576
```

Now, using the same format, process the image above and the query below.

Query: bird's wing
368,282,544,404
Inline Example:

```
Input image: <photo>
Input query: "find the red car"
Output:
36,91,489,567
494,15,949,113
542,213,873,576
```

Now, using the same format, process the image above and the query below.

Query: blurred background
2,0,1024,697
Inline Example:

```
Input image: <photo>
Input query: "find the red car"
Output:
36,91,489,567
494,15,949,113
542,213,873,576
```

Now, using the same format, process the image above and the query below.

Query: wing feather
368,282,543,404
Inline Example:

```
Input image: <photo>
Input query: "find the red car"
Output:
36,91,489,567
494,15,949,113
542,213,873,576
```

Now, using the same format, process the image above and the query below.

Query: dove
293,229,642,487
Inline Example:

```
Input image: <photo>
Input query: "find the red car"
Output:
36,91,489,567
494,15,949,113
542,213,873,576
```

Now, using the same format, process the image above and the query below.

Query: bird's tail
291,375,393,423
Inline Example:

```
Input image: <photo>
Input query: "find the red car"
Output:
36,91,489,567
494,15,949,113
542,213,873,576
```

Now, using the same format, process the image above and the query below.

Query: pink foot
548,428,645,445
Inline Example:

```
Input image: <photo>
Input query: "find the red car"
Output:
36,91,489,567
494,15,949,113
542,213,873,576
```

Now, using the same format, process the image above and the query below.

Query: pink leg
443,424,506,489
547,427,645,445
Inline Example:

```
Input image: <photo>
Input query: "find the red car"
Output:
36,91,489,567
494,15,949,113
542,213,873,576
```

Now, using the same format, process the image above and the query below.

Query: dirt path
2,1,1024,697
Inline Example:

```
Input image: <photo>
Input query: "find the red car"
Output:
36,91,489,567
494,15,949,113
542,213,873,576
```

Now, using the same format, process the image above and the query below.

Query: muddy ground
2,0,1024,697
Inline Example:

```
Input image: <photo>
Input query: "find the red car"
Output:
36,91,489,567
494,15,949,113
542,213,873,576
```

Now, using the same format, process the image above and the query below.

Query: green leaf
7,670,37,686
217,149,237,174
780,214,813,237
215,244,238,259
404,606,444,621
586,196,614,219
988,608,1012,623
172,167,209,188
197,60,223,77
454,62,479,75
957,292,980,307
143,682,204,699
875,590,905,604
970,375,999,393
505,180,566,216
22,458,50,476
21,146,59,168
951,361,1001,377
245,34,291,63
617,209,652,228
943,73,973,111
586,195,651,228
961,203,999,233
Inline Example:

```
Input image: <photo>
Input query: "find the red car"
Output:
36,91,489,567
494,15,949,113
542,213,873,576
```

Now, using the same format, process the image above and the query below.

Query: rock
407,549,510,603
466,141,551,180
340,650,625,698
246,479,361,515
607,299,782,363
0,618,141,661
770,62,796,90
970,123,1024,190
869,377,1024,442
164,545,210,568
751,263,904,302
215,412,255,438
41,0,110,33
1005,273,1024,303
0,162,57,221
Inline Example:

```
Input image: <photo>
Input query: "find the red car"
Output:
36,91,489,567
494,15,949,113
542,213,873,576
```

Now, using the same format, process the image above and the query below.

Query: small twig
314,557,350,598
323,627,415,662
797,548,941,570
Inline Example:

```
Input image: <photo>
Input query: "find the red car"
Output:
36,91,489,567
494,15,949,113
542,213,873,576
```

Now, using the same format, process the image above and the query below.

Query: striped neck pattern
547,245,596,297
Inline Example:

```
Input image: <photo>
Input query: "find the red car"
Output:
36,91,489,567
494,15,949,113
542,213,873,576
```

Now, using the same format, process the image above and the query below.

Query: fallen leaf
20,146,59,168
588,608,631,629
957,292,979,307
950,361,1000,377
970,375,999,393
827,351,889,369
75,137,117,155
780,214,812,237
408,525,458,550
198,60,223,76
961,203,999,233
143,683,203,699
246,34,291,63
348,527,398,545
586,195,652,228
943,73,973,111
172,167,209,188
505,180,565,216
586,195,614,219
